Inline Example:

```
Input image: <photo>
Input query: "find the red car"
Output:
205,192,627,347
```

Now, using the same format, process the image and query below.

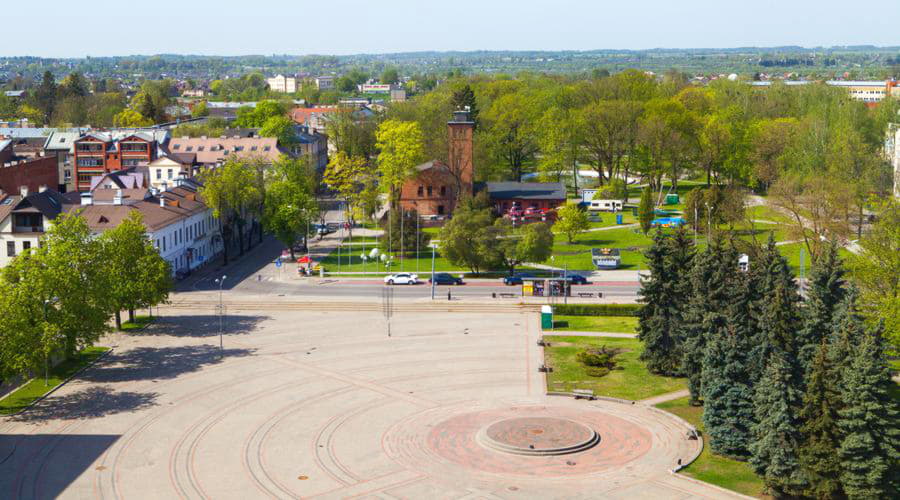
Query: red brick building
0,155,59,197
73,132,157,191
399,110,475,216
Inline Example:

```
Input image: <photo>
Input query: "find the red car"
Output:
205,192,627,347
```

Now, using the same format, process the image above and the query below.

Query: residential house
148,154,197,190
167,136,282,167
315,76,334,90
43,129,85,192
0,188,67,268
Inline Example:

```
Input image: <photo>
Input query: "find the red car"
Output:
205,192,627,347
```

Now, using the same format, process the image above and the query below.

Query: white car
384,273,418,285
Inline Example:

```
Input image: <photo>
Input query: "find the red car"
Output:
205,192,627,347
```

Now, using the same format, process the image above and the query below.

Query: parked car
429,273,464,285
524,206,544,216
384,273,419,285
291,239,307,253
316,224,335,237
565,274,589,285
175,268,191,280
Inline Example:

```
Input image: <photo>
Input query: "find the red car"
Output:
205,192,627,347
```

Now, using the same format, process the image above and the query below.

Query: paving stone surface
0,307,738,499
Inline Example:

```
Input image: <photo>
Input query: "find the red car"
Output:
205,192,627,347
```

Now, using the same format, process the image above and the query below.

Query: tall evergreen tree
637,229,692,375
451,83,479,129
701,271,755,459
749,352,807,497
32,70,57,123
681,238,735,404
837,327,900,499
798,340,844,499
748,236,801,381
798,243,846,375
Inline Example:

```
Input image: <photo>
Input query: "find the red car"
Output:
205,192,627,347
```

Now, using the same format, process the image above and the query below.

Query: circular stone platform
476,417,599,456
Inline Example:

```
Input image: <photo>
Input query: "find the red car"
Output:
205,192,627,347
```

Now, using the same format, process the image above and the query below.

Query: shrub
585,366,610,377
553,303,643,317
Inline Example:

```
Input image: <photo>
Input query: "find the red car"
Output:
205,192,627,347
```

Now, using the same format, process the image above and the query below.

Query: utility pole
215,275,227,351
430,244,436,300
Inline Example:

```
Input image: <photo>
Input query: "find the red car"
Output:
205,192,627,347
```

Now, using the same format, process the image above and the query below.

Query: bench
572,389,595,400
578,292,595,298
538,364,553,373
498,293,517,299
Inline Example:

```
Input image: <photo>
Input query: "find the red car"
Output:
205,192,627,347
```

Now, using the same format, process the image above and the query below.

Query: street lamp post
705,202,712,242
214,275,227,350
430,244,436,300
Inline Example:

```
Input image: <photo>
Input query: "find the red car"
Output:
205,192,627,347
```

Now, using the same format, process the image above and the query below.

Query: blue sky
8,0,898,57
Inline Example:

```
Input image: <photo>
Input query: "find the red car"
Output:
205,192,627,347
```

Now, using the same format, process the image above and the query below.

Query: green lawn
550,315,638,333
551,226,655,270
543,335,686,400
655,396,766,498
121,315,154,332
0,346,110,415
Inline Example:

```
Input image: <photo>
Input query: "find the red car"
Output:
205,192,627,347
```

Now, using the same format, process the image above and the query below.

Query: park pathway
544,331,637,338
639,389,691,406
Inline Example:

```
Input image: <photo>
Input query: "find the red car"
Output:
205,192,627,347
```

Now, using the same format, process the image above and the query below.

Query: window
6,241,14,257
417,186,424,197
251,146,258,151
76,143,103,153
77,158,103,167
440,186,446,196
427,186,433,196
437,205,445,215
198,146,205,151
122,159,141,167
64,169,71,181
186,146,193,152
22,241,30,251
263,146,271,152
167,169,173,179
120,143,147,152
156,169,162,179
173,144,181,150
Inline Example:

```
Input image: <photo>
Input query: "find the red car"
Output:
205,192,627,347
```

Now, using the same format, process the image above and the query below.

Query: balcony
13,225,44,234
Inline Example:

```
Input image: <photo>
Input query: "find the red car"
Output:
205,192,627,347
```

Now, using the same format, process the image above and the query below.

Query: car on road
565,274,589,285
502,272,535,285
428,273,464,285
384,273,419,285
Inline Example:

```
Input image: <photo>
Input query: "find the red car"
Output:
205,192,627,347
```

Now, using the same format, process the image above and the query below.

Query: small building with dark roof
484,181,566,214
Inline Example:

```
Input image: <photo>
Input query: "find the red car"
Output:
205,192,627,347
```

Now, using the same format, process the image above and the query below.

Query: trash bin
615,214,623,225
665,193,680,205
541,305,553,330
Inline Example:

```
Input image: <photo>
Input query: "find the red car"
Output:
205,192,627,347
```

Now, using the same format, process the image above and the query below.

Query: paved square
0,306,735,499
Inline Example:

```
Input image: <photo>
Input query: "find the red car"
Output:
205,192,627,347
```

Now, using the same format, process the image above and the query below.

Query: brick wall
0,156,60,195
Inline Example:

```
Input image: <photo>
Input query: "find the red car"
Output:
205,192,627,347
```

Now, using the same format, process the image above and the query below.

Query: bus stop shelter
521,277,571,297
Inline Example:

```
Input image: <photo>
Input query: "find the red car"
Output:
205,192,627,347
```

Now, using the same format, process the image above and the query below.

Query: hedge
552,303,642,317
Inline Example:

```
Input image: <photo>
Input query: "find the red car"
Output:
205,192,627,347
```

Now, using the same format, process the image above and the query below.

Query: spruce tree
701,271,755,459
837,327,900,499
637,230,679,374
681,238,734,404
798,340,844,499
749,352,807,497
748,235,801,382
798,243,846,376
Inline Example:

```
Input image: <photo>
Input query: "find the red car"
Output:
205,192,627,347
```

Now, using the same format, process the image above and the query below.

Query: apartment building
267,75,297,93
72,132,158,191
315,75,334,90
167,136,282,167
0,188,67,267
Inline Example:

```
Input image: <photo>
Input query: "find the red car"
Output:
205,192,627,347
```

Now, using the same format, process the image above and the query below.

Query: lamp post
705,202,712,242
430,243,437,300
214,275,227,350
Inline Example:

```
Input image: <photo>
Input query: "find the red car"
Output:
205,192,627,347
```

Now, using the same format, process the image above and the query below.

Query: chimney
81,192,93,206
113,189,123,205
160,196,165,207
19,186,28,197
38,185,47,193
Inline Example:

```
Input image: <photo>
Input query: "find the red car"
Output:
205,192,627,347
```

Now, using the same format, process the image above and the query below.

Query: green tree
99,211,172,329
113,108,153,127
31,70,57,123
263,156,318,260
555,203,589,243
450,83,479,129
849,201,900,353
379,209,430,259
375,119,425,209
198,158,262,264
235,99,287,128
492,220,554,274
439,203,498,274
701,270,755,459
537,106,582,185
637,186,653,234
749,352,807,497
797,243,846,374
323,152,376,226
191,100,209,118
798,341,844,500
380,67,400,85
484,92,540,181
837,328,900,499
259,115,297,148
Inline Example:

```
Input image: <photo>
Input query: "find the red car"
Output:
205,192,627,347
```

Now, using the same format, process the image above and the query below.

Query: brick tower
447,108,475,195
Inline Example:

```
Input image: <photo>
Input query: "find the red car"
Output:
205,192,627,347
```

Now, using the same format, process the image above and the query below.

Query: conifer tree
837,327,900,499
749,352,807,497
637,228,693,375
637,230,679,374
701,271,755,459
681,238,735,404
798,243,846,375
798,340,844,499
748,236,801,381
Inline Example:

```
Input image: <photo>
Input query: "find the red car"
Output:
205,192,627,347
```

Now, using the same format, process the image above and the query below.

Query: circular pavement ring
383,402,656,480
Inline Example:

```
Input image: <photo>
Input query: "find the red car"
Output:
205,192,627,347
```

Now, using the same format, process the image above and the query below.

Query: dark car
429,273,464,285
502,273,533,285
566,274,589,285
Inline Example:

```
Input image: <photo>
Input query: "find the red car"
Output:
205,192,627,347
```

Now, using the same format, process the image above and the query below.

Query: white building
0,188,66,268
315,76,334,90
887,123,900,199
267,75,297,93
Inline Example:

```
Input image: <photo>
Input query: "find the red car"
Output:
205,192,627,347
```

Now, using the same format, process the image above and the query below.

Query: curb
666,472,758,500
0,347,114,419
